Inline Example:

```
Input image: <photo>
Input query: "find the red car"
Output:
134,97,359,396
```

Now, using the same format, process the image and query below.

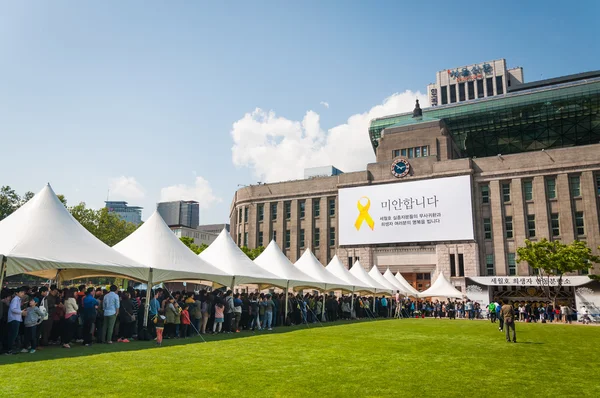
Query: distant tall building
105,201,143,225
171,226,218,247
157,200,199,228
197,223,230,234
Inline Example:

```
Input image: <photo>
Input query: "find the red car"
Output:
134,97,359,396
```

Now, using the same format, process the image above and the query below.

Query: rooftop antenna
106,189,110,202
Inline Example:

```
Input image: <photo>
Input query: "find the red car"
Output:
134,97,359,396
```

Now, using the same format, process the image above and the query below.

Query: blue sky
1,1,598,224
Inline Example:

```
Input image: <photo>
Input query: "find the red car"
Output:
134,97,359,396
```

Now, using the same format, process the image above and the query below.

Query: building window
441,85,448,105
299,200,305,219
458,82,466,101
243,232,248,247
486,255,494,276
257,204,264,222
314,228,320,248
244,207,248,223
284,201,291,220
422,146,428,157
546,178,557,199
393,149,400,158
329,227,335,247
272,230,277,242
467,81,475,100
551,213,560,237
477,79,484,98
575,212,585,236
450,84,457,103
486,77,493,96
481,185,490,204
527,214,536,238
408,148,414,158
348,256,353,267
313,199,320,217
258,231,263,247
270,203,278,221
570,176,581,197
415,147,421,158
507,253,516,276
450,254,456,277
523,180,533,201
596,173,600,196
238,233,241,246
505,216,513,239
285,230,291,249
329,198,335,217
238,208,242,224
502,183,511,203
496,76,504,95
483,218,492,239
299,229,305,249
458,254,465,277
401,148,407,157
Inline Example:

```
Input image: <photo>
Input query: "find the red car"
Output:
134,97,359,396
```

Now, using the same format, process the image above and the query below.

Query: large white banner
338,175,474,245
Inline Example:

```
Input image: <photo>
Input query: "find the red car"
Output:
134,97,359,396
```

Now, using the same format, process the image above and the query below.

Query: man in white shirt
7,287,27,354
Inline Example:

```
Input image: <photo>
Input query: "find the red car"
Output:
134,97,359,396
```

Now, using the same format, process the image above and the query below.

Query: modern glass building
105,201,143,225
157,200,199,229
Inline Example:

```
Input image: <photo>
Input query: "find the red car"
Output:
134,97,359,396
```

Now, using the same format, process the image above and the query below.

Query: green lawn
1,319,599,397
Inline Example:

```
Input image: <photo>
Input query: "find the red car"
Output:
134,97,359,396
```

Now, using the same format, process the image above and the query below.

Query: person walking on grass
488,302,496,323
500,300,516,343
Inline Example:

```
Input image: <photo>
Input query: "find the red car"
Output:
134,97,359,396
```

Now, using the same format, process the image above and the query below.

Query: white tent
418,272,464,299
349,261,392,294
395,271,421,297
199,229,285,288
325,256,376,293
293,249,350,291
368,265,400,292
382,268,412,295
113,211,233,286
0,184,149,283
254,240,323,290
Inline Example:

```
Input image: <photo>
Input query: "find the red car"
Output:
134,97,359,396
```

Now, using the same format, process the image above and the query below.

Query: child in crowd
213,303,224,334
154,310,166,346
180,305,191,338
24,299,44,353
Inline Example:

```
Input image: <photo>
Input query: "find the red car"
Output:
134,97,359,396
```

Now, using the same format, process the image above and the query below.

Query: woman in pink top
213,303,224,334
63,288,79,349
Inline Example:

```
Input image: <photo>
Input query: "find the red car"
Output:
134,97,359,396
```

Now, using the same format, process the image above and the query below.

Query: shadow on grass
0,318,385,365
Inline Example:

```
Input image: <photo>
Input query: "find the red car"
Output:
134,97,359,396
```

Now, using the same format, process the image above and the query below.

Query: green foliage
240,245,265,260
69,202,139,246
0,186,22,220
517,239,600,303
56,194,67,206
179,236,208,255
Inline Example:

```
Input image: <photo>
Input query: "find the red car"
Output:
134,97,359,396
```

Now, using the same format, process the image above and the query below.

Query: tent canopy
368,265,400,292
199,230,285,287
382,268,411,296
325,256,376,293
254,240,323,290
418,272,464,299
394,271,421,297
349,261,392,295
293,249,351,292
113,211,233,286
0,184,149,281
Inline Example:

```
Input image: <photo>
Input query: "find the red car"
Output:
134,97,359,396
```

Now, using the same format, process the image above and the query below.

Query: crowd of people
1,284,595,355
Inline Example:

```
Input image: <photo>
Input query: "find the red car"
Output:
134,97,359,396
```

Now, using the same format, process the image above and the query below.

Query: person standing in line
224,290,234,334
180,305,191,338
81,288,99,346
213,302,225,334
500,300,516,343
148,290,160,338
40,286,58,347
264,294,274,331
23,298,43,353
101,285,120,344
6,287,28,354
62,288,79,349
233,293,242,333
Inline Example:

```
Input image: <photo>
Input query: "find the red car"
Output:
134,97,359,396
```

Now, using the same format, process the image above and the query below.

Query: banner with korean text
338,175,474,245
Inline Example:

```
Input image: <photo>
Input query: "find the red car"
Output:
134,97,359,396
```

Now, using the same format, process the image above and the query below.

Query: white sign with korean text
338,175,474,246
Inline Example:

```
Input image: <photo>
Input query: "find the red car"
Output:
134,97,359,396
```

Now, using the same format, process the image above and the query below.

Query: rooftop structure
105,201,143,225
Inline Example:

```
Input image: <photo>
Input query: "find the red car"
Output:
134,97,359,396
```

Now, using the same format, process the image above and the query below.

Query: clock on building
391,158,410,178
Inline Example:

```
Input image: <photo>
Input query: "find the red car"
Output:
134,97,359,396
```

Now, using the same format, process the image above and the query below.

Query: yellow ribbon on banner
354,197,375,231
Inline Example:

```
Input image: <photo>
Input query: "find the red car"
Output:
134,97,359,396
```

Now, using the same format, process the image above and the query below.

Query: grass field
1,319,599,397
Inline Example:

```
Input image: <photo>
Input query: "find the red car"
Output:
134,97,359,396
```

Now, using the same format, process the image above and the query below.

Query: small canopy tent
325,256,375,293
293,249,350,292
254,240,323,290
113,211,233,286
0,184,149,285
418,272,464,299
349,261,392,294
382,268,411,295
395,271,421,297
368,265,400,292
199,229,285,288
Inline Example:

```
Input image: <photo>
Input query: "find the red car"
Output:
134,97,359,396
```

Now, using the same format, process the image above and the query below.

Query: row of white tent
0,185,464,324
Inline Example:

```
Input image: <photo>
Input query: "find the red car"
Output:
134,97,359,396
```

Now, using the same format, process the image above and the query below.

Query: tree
516,239,600,305
241,246,265,260
21,191,35,206
179,236,208,255
57,194,67,206
69,202,139,246
0,186,21,220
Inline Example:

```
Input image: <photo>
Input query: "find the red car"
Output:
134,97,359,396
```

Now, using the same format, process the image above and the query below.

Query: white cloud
231,90,428,182
160,176,222,209
109,176,145,200
320,101,329,109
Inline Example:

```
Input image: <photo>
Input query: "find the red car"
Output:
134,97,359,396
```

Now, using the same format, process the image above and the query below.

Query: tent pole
0,256,6,289
143,268,153,327
321,286,326,322
372,293,376,315
284,280,289,327
231,276,236,291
